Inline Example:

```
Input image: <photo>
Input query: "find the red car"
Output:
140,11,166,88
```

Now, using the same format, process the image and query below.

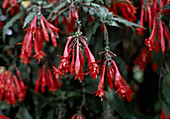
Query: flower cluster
69,0,79,22
71,112,86,119
2,0,19,15
53,31,100,82
136,0,158,34
145,18,170,53
108,0,137,21
35,65,61,93
137,0,170,52
93,55,134,102
93,25,133,101
0,70,26,105
20,15,59,64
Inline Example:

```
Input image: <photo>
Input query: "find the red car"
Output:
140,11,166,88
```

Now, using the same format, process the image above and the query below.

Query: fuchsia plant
0,0,170,118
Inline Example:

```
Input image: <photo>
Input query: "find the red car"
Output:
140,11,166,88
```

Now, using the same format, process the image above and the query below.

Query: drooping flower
108,0,137,22
136,0,156,35
2,0,19,15
40,16,59,47
53,34,100,82
19,14,59,64
69,0,79,22
133,47,153,70
145,18,170,53
112,60,134,102
71,112,86,119
0,69,27,105
93,51,133,101
35,65,61,93
93,24,133,101
0,114,10,119
93,65,108,101
83,41,100,79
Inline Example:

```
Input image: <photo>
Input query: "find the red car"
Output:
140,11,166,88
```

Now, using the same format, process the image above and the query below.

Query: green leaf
47,1,67,20
67,91,81,98
16,105,33,119
84,2,100,8
23,12,36,28
85,22,100,43
42,3,53,9
45,109,54,119
3,11,24,42
162,3,170,10
161,73,170,117
108,21,119,27
0,102,10,110
108,0,130,5
111,17,143,28
0,54,10,63
51,7,68,21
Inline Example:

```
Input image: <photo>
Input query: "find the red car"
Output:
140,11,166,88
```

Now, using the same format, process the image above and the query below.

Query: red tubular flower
0,114,10,119
161,109,170,119
147,6,152,28
40,16,59,47
40,65,47,92
0,73,5,101
35,65,61,93
34,68,42,93
40,17,49,42
107,66,114,90
133,47,152,70
53,34,100,82
93,65,108,101
82,41,100,79
145,19,157,51
16,70,27,96
112,61,134,102
4,71,16,105
2,0,19,15
108,0,137,21
57,37,72,75
20,15,59,63
69,1,79,22
136,0,159,35
136,6,145,35
71,49,75,76
145,18,170,53
75,40,81,75
159,20,165,53
74,67,86,82
63,17,76,35
143,0,170,53
71,113,86,119
47,69,57,91
33,33,46,62
0,70,26,105
13,76,23,101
